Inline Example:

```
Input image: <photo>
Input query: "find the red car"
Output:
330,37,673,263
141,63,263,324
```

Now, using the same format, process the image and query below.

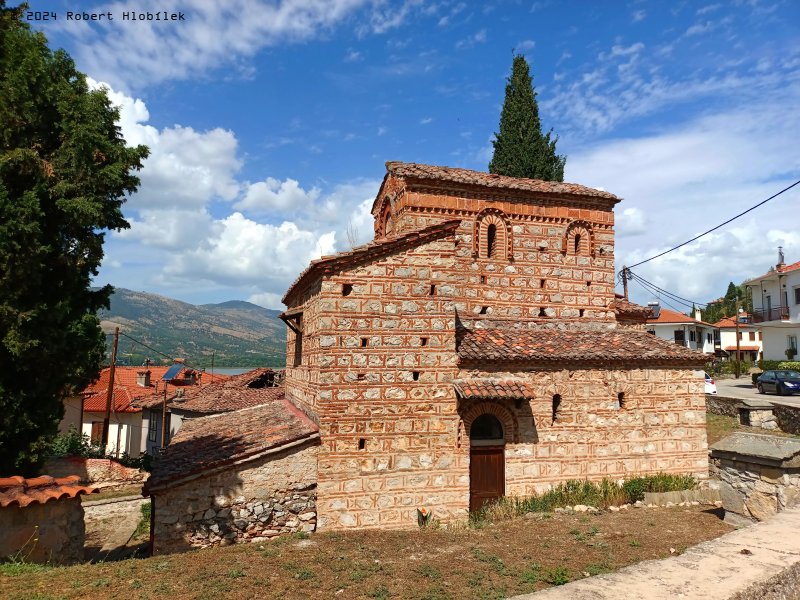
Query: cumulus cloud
236,178,321,215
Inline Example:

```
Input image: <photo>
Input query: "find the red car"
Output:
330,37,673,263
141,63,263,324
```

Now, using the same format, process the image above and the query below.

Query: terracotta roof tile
457,326,708,366
384,161,620,201
283,219,461,305
646,307,715,327
145,398,319,493
724,345,761,352
453,379,531,400
171,369,286,415
0,475,98,508
713,314,755,328
744,259,800,284
611,294,652,322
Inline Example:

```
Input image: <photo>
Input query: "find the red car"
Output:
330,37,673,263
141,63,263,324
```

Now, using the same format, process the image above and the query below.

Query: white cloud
63,0,425,90
697,4,722,15
344,48,363,62
420,117,433,125
615,208,647,237
685,21,713,36
632,9,646,22
236,178,321,215
456,29,487,50
517,39,536,51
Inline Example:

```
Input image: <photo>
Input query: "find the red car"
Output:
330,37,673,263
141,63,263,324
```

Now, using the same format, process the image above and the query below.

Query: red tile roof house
60,365,228,459
712,313,763,362
645,305,718,356
0,476,97,564
146,162,709,553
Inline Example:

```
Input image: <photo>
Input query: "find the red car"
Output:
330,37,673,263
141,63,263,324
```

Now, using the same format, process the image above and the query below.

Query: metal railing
751,306,790,323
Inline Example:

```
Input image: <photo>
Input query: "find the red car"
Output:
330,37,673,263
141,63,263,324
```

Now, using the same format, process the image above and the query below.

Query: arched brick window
563,221,594,257
473,209,512,260
458,401,519,447
375,197,394,238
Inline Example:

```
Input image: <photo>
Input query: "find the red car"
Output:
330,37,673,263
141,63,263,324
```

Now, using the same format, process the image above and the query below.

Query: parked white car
704,372,718,395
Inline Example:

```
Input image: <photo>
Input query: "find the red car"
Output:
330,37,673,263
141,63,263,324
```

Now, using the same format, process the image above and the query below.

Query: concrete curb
508,507,800,600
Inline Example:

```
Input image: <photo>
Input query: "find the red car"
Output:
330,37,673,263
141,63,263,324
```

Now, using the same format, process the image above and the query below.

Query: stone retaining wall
705,395,740,417
773,405,800,435
44,457,146,489
0,497,85,565
151,441,317,554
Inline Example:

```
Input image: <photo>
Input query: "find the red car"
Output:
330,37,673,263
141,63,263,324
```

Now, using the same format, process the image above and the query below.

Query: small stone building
146,396,319,554
280,161,709,530
0,475,97,564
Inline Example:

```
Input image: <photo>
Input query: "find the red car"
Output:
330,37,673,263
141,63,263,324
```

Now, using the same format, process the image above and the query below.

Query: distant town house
645,305,717,355
712,313,763,362
744,250,800,362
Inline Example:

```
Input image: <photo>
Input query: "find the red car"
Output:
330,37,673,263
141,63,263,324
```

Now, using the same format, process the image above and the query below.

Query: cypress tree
0,3,148,474
489,54,566,181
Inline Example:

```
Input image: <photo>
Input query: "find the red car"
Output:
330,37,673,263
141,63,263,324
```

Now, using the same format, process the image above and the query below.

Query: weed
629,539,642,548
519,563,542,584
152,560,170,572
134,502,151,538
588,526,600,536
261,547,278,558
415,564,441,579
154,582,173,594
0,561,52,576
228,568,245,578
472,548,507,575
92,577,111,588
130,579,143,589
294,567,315,580
419,585,451,600
584,563,611,576
294,531,310,540
368,584,390,599
544,566,570,586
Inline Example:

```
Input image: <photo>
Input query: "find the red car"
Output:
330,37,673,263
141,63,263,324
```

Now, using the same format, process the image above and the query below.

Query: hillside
98,288,285,368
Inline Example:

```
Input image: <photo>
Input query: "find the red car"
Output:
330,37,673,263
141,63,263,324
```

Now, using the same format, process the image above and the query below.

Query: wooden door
470,445,505,512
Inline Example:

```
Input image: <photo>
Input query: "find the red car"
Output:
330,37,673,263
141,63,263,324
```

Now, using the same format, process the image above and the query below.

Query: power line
629,271,709,309
631,277,688,314
116,331,229,382
628,179,800,269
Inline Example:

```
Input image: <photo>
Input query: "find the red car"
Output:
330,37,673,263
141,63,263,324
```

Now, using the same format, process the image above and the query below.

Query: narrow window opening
358,438,366,450
479,306,489,315
574,234,581,254
552,394,562,423
540,279,546,288
579,309,585,317
342,283,353,296
412,371,420,381
486,223,497,258
429,284,436,296
420,337,429,347
586,281,591,287
356,373,366,381
538,307,546,317
617,392,626,410
480,275,486,284
360,337,368,348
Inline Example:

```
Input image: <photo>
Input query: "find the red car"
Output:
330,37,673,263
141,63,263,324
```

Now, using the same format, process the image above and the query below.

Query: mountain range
98,288,285,368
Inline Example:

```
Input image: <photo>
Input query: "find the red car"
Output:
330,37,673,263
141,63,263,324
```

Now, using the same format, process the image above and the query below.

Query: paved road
714,376,800,408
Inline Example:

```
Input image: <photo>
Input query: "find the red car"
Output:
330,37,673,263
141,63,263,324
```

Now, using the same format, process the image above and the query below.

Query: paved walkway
509,508,800,600
714,377,800,408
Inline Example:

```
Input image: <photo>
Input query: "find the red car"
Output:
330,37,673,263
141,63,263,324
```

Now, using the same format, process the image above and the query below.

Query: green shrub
778,361,800,371
47,425,104,459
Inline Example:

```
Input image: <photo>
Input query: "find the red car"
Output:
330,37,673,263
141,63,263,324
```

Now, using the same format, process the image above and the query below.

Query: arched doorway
469,414,505,512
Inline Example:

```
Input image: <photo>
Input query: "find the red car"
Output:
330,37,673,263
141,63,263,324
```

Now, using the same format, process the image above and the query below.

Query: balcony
751,306,790,323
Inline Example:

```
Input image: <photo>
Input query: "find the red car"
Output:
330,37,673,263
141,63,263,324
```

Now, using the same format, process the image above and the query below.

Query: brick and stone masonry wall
152,442,318,554
0,498,85,565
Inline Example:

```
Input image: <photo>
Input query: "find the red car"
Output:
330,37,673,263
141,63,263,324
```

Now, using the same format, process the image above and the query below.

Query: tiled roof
283,219,461,304
384,162,620,201
724,345,761,352
171,369,286,415
453,379,531,400
0,475,98,508
744,260,800,284
646,307,715,327
457,326,708,366
611,294,652,322
713,314,754,328
145,398,319,493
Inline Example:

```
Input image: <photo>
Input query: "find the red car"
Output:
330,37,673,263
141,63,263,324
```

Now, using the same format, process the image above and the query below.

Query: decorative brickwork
281,162,708,530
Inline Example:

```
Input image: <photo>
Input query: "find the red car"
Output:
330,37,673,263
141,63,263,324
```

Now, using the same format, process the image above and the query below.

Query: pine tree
489,54,566,181
0,3,148,475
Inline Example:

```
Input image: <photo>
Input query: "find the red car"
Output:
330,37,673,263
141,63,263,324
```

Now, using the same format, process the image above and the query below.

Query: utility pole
161,381,168,450
735,297,741,379
102,327,119,449
622,266,629,300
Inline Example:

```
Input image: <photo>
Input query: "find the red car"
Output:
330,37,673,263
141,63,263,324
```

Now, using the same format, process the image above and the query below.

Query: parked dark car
757,370,800,396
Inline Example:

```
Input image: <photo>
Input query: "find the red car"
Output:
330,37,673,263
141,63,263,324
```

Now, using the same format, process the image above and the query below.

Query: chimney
694,308,702,322
778,246,785,268
647,301,661,319
136,370,151,387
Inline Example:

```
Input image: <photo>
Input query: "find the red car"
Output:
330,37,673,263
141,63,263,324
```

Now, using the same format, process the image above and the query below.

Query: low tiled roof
453,379,531,400
611,294,651,322
0,475,98,508
724,345,761,352
171,369,286,415
745,260,800,284
713,314,754,328
145,398,319,493
384,162,620,202
457,326,708,366
282,219,461,305
646,307,715,328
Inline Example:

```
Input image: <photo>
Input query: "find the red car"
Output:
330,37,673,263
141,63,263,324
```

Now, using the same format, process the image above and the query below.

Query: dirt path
82,495,149,562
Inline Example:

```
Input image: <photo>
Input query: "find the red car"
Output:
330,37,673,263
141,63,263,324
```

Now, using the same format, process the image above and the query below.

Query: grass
133,502,151,539
0,504,734,600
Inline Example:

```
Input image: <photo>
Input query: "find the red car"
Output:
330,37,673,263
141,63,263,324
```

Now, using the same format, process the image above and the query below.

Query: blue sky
30,0,800,312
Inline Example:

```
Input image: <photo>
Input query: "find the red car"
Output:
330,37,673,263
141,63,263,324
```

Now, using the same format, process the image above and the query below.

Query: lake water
206,367,254,376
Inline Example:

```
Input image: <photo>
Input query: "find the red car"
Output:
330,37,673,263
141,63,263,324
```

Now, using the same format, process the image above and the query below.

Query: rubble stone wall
151,441,318,554
711,457,800,523
0,498,85,565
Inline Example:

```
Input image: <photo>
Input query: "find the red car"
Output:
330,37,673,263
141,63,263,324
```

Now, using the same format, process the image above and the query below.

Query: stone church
279,161,708,530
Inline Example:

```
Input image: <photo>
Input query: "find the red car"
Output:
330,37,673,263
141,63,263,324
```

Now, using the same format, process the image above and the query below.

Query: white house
712,313,763,362
744,251,800,362
645,305,717,355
